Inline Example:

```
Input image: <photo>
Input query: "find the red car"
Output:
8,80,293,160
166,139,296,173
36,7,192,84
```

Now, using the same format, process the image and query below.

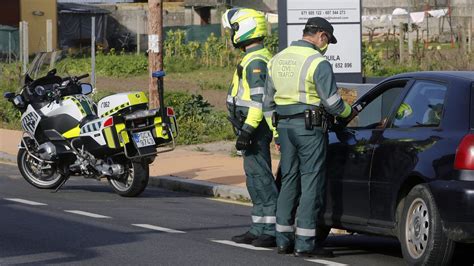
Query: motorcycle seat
80,114,99,128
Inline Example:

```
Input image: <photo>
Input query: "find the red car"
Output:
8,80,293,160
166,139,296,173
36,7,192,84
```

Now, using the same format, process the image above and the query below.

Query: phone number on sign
300,10,347,16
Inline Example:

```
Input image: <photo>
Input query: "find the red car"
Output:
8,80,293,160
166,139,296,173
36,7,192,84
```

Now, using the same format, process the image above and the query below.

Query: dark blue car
321,71,474,265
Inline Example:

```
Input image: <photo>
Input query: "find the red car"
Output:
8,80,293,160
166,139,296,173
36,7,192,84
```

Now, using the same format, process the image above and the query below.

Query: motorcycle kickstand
52,176,70,193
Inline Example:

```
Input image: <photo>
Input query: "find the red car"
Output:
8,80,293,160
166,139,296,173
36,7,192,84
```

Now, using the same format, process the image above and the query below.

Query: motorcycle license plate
132,131,156,148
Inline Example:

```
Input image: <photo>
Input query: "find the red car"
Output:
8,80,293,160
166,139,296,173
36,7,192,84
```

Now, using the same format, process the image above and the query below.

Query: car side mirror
81,83,93,95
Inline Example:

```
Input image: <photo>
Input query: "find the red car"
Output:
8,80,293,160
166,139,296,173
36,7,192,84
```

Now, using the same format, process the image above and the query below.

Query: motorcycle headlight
35,86,46,96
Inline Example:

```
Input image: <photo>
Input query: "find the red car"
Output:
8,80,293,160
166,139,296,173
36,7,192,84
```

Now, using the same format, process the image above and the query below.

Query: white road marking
132,224,186,233
64,210,111,219
4,198,47,206
305,259,348,266
1,252,70,264
0,160,17,166
207,197,252,206
211,240,272,251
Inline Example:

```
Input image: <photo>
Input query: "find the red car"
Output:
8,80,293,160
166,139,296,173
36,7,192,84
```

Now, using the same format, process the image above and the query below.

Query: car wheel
399,184,455,265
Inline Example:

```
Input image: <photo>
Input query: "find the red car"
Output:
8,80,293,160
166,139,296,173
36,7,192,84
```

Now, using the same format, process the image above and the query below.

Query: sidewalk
0,128,280,201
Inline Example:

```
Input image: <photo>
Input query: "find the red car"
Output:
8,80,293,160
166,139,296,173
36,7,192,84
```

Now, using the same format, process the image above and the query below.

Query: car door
369,79,449,228
325,79,410,227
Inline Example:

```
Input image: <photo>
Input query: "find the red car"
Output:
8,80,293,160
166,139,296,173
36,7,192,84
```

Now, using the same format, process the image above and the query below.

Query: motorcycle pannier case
97,92,178,158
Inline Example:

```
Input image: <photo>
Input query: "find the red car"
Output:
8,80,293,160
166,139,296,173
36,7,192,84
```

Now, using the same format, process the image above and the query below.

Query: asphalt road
1,162,472,266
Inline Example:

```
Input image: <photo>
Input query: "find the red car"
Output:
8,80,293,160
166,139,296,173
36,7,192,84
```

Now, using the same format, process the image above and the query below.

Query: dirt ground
181,140,281,159
95,69,233,111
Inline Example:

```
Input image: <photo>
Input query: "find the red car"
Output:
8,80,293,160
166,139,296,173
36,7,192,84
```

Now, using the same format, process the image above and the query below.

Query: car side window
350,86,405,128
391,80,447,128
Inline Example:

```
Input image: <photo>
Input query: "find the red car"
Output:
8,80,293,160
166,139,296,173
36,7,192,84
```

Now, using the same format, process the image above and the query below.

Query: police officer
222,8,279,247
263,17,357,257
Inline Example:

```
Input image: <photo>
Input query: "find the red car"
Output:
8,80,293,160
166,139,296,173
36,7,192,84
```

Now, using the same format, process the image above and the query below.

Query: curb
149,175,250,201
0,152,15,163
0,152,251,201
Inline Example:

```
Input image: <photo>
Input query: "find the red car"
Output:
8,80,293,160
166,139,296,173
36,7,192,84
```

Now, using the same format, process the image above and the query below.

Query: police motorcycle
3,51,178,197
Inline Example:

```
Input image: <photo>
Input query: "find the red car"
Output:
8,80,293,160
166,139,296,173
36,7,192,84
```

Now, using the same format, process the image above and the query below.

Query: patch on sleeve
252,68,262,73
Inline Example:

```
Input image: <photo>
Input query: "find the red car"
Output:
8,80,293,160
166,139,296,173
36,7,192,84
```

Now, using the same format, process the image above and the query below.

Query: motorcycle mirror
81,83,93,95
47,68,57,76
3,92,15,100
24,74,33,84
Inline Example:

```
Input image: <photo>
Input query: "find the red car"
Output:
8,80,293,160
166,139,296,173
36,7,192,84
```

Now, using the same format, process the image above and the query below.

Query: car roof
387,71,474,82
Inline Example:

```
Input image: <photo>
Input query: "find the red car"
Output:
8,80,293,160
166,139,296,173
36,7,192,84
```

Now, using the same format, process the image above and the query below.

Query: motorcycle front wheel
108,161,149,197
17,149,65,189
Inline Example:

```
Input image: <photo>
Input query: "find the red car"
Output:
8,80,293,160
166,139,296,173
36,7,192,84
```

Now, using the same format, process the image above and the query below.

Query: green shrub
362,45,382,76
0,63,22,129
264,33,279,55
56,49,148,77
163,30,249,72
164,91,234,145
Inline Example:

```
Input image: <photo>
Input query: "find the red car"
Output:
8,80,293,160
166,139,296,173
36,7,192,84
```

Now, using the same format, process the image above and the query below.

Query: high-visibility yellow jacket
263,40,352,136
227,44,273,134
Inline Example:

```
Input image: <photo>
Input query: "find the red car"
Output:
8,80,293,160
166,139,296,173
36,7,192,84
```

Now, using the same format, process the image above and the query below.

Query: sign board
148,34,160,53
279,0,362,82
287,0,361,23
287,24,361,73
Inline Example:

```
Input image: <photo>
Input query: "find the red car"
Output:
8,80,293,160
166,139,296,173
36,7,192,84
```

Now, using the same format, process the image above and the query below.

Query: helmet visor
221,8,239,29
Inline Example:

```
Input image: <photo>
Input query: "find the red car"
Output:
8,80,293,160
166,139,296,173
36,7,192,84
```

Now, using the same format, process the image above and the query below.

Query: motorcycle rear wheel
108,161,149,197
17,149,65,189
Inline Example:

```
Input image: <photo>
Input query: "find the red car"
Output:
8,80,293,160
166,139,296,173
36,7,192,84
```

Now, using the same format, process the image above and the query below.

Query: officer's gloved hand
336,107,358,126
236,130,251,151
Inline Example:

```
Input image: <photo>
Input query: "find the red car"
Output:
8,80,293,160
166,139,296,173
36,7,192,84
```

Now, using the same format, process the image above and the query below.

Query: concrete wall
362,0,473,24
231,0,277,13
362,0,473,40
363,0,473,17
20,0,58,54
101,3,187,50
183,6,222,25
101,2,223,50
100,3,185,35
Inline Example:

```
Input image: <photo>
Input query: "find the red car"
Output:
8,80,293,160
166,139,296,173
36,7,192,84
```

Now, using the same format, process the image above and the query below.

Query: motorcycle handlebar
76,74,89,81
61,73,89,82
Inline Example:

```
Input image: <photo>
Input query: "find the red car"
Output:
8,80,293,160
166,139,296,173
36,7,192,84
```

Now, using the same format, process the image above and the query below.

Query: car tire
399,184,455,265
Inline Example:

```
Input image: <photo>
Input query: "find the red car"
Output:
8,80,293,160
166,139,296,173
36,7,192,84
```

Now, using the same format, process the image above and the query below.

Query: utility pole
148,0,163,109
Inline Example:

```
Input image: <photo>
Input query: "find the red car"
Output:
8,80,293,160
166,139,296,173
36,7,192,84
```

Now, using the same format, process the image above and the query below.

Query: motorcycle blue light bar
152,71,166,78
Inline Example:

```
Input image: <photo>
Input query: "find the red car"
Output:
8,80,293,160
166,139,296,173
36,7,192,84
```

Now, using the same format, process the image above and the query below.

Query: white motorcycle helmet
221,8,268,48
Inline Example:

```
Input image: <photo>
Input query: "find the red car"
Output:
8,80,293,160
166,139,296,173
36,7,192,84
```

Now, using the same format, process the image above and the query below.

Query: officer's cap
305,17,337,44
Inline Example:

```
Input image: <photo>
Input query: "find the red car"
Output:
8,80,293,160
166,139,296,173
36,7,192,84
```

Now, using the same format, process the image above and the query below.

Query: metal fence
0,25,19,63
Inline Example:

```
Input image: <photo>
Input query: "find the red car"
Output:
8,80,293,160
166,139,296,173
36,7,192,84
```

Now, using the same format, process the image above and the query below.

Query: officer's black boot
251,234,276,247
277,245,294,254
294,247,334,258
231,232,258,244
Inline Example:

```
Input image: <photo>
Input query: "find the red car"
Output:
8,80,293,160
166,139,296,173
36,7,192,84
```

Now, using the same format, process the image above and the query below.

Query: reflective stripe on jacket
268,45,326,106
227,47,272,130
